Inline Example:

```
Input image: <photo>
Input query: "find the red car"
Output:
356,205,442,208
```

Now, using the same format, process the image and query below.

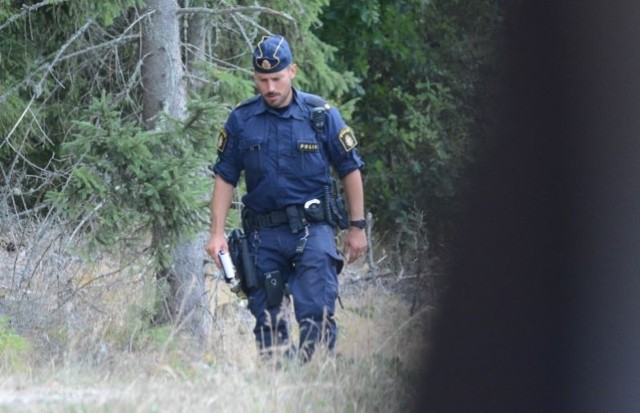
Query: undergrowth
0,218,433,412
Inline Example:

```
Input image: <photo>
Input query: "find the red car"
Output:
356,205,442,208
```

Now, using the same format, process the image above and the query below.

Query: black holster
323,180,349,230
228,229,259,292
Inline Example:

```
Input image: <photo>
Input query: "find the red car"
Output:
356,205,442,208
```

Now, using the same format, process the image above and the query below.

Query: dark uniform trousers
246,222,342,360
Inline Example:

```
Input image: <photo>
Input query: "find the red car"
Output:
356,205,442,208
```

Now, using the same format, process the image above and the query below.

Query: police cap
253,35,292,73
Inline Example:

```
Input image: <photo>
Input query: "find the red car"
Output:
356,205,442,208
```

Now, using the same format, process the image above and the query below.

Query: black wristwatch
349,219,367,229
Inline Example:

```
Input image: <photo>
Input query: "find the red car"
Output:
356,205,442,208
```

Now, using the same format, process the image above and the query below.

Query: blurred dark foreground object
417,1,640,412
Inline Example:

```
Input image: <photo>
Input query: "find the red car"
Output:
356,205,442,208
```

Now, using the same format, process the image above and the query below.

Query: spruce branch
0,0,68,33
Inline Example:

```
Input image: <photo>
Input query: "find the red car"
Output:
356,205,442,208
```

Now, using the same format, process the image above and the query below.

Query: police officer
205,35,367,361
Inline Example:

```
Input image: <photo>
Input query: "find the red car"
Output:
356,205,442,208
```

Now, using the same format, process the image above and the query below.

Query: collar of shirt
247,87,306,121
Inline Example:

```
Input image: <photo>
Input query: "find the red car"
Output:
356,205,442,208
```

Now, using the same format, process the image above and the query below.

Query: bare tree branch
0,34,139,105
178,6,294,22
0,0,69,33
0,19,94,155
234,12,278,38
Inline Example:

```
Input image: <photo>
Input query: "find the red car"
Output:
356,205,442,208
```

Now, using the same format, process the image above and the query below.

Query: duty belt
243,200,325,233
246,209,291,229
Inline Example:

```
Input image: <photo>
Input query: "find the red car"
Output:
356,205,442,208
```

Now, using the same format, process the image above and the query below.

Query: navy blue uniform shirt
213,88,364,214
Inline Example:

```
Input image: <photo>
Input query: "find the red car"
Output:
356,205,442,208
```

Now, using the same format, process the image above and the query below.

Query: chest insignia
299,142,319,152
338,127,357,152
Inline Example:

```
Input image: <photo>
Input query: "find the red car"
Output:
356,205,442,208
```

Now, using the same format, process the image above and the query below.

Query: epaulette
303,94,331,111
236,94,261,108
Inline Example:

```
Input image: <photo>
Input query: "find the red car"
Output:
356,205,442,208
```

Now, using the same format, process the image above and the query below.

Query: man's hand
343,226,368,264
206,234,228,269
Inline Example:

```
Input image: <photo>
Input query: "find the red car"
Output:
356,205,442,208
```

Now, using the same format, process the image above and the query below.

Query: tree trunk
185,1,208,91
141,0,187,127
141,0,210,338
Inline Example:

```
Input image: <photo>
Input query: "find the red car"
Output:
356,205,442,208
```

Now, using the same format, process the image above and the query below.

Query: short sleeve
212,114,243,186
324,107,365,178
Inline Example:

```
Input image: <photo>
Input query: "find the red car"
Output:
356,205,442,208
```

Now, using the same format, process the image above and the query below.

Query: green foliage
0,0,146,212
203,68,256,108
144,325,175,349
318,0,503,254
46,92,215,265
0,317,30,372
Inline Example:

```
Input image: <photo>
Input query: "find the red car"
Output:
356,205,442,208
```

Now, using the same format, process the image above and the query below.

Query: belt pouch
304,200,324,222
286,205,305,233
264,270,284,307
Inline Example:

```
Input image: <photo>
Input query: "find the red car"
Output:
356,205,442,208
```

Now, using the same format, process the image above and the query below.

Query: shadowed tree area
416,1,640,411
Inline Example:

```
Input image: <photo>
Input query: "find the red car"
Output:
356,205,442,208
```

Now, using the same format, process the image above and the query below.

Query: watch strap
349,219,367,229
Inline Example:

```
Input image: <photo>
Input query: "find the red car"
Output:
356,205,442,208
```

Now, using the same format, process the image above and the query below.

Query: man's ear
289,63,297,79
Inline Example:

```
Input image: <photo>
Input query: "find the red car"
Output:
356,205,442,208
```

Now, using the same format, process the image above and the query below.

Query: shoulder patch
338,127,357,152
217,129,228,152
236,94,260,108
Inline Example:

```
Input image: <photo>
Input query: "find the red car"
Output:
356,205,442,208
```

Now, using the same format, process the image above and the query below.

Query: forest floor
0,225,436,412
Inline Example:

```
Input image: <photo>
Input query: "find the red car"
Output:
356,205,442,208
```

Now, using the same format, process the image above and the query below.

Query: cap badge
260,59,272,70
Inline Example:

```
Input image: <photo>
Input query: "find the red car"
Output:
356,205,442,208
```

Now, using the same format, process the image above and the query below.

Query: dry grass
0,219,433,412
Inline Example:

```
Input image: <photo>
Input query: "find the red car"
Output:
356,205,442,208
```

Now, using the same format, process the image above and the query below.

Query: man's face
254,64,297,108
